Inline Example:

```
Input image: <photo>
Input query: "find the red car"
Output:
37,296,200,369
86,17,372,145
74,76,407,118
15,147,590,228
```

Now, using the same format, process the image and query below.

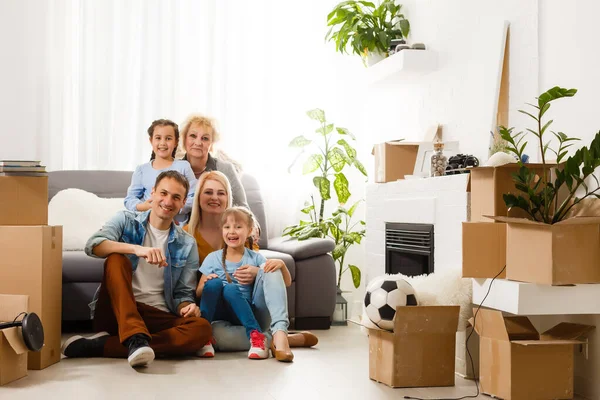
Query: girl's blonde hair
179,113,221,155
187,171,233,236
220,207,257,283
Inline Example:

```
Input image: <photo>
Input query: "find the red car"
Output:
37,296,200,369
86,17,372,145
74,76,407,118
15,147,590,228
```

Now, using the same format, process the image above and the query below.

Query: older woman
184,171,317,361
179,113,249,209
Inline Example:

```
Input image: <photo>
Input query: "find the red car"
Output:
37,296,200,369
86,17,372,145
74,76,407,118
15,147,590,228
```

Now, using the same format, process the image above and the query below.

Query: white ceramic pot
365,51,385,67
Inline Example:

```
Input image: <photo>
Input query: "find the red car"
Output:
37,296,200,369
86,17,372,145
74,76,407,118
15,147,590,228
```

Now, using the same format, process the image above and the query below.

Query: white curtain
27,0,369,237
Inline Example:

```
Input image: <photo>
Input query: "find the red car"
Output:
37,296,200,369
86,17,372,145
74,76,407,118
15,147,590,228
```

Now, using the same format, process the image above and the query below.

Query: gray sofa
49,170,336,330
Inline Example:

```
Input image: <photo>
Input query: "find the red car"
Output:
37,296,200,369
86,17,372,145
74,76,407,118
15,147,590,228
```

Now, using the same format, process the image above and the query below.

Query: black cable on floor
403,265,506,400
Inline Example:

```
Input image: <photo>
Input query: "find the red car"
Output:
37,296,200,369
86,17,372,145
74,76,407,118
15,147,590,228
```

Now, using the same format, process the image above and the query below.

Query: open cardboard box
0,226,62,370
471,308,594,400
372,140,420,183
469,163,566,222
491,216,600,285
358,305,460,388
462,222,506,279
0,294,29,386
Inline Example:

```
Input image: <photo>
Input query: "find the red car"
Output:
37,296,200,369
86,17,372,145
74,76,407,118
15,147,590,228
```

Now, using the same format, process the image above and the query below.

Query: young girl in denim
124,119,197,224
196,207,291,360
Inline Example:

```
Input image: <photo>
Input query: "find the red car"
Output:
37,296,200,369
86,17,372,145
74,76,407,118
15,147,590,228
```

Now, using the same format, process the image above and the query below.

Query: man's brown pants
93,254,211,357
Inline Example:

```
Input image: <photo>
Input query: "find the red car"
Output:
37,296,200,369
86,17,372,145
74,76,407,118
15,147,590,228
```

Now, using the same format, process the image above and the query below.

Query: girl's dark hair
220,207,256,283
148,119,180,161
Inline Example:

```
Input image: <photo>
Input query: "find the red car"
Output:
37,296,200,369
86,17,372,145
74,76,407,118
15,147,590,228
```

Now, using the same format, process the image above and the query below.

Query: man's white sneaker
248,330,268,360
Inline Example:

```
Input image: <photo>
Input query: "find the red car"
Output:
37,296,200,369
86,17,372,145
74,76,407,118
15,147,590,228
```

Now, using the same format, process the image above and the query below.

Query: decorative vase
430,142,448,177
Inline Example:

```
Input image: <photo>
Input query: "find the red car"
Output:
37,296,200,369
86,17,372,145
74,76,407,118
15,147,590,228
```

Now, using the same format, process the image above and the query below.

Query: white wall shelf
367,49,437,84
472,278,600,315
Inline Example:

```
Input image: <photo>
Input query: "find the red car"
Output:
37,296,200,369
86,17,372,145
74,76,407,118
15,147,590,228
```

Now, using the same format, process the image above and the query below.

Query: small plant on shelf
499,86,600,223
325,0,410,66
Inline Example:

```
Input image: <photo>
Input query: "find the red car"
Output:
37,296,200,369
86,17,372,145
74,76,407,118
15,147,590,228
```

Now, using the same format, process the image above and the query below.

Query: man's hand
233,265,259,285
179,303,200,318
134,245,168,267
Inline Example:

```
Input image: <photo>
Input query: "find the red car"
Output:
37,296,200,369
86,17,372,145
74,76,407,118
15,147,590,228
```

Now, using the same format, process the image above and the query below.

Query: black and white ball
364,277,418,331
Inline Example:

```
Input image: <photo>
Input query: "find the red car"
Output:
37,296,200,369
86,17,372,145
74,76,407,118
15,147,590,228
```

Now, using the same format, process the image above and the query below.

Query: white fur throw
48,189,125,251
361,269,472,333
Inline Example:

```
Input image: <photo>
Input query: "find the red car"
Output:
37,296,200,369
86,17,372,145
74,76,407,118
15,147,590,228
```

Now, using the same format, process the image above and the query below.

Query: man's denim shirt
85,210,199,316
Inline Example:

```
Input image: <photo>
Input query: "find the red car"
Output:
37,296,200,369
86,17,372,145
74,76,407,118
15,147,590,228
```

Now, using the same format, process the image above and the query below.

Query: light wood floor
1,324,585,399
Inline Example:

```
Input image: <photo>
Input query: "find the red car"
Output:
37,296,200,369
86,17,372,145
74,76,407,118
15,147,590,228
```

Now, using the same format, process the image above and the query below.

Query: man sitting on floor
62,170,211,368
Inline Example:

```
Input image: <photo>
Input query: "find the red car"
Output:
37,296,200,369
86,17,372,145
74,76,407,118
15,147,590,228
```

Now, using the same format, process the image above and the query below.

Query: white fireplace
365,174,470,284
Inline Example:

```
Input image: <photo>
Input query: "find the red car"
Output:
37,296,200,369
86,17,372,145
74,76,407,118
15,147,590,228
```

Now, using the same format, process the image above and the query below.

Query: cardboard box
472,309,594,400
368,306,460,388
0,176,48,225
0,294,29,385
372,140,420,183
0,226,62,370
469,163,564,222
462,222,506,279
495,216,600,285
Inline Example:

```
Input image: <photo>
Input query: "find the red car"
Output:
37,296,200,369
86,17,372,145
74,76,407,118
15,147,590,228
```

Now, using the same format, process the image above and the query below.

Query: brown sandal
270,342,294,362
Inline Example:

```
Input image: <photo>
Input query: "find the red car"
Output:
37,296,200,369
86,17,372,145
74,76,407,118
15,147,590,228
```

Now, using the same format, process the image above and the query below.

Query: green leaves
306,109,325,123
501,87,600,224
286,107,368,290
325,0,411,60
302,154,323,174
313,176,331,200
334,173,350,204
289,135,312,148
349,265,361,288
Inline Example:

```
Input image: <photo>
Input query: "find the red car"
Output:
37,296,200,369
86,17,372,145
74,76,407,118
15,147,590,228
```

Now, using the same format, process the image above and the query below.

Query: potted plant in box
497,86,600,285
325,0,411,66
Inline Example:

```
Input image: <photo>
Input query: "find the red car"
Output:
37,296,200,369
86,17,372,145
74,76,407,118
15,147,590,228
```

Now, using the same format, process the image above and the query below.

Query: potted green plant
499,87,600,223
325,0,410,66
284,109,367,290
497,86,600,285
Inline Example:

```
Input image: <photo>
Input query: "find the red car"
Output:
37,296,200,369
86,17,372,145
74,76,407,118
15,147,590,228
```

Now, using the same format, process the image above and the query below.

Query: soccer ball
364,277,418,331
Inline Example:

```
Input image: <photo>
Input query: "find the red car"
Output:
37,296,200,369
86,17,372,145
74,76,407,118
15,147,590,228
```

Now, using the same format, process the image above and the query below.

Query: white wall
0,1,49,161
537,1,600,398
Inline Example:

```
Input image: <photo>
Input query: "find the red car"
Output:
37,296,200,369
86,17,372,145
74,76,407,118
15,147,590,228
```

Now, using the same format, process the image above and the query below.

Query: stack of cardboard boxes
0,175,62,385
463,164,596,399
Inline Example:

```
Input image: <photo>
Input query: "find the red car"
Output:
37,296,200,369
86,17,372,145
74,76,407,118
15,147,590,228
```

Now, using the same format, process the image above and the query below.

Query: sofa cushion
259,249,295,281
62,251,105,283
49,188,125,251
267,236,335,261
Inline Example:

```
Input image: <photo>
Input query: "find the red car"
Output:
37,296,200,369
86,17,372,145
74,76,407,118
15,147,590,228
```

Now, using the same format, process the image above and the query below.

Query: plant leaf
334,173,351,204
328,147,347,172
336,127,356,140
353,158,368,176
302,154,323,174
332,243,347,260
348,199,363,217
337,138,357,159
306,109,326,123
316,123,335,136
289,135,312,148
313,176,331,200
349,264,361,288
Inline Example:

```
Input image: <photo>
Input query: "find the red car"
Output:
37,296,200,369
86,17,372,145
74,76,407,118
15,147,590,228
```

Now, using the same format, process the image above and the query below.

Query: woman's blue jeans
207,268,290,351
199,278,261,338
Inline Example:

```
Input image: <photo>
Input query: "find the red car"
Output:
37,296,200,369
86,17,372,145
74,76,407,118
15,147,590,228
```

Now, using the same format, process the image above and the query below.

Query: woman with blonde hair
184,171,318,361
179,113,248,209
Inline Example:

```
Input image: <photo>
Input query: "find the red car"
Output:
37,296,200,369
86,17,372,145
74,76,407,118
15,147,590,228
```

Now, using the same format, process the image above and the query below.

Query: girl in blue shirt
124,119,197,224
197,207,291,360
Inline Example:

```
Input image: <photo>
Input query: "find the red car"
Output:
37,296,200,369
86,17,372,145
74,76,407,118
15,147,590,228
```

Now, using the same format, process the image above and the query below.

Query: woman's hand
233,265,259,285
264,259,285,273
205,273,219,280
136,198,153,211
